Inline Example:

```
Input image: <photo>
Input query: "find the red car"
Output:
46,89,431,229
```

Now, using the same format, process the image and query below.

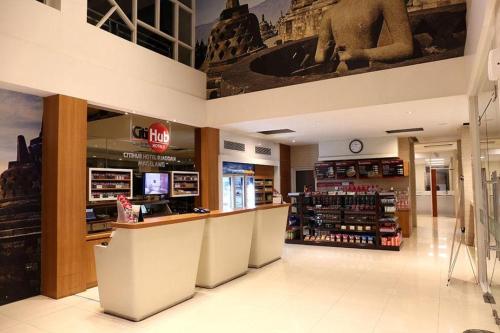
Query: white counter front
94,214,207,321
249,204,290,268
196,209,256,288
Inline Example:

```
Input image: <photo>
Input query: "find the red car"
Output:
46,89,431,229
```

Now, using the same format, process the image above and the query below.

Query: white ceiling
220,95,470,145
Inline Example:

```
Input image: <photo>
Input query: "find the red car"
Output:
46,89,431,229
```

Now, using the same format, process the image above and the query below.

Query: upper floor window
87,0,194,67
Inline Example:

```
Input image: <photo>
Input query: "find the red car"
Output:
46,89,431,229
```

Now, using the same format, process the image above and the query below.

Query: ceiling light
124,112,129,115
386,128,424,134
438,123,448,126
407,111,413,115
292,139,296,143
258,129,296,135
423,144,453,148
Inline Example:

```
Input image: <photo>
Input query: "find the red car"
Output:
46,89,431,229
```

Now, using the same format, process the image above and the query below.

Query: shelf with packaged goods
286,192,403,251
88,168,133,202
170,171,199,197
286,239,377,250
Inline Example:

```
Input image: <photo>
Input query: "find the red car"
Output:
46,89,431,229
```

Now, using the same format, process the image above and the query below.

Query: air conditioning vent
255,146,272,156
224,140,245,152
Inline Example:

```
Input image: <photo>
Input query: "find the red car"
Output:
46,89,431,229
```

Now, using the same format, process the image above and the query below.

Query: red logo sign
148,123,170,153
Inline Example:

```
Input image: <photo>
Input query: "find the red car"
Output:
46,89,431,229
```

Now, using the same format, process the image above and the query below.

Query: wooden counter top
209,207,257,218
255,203,290,211
112,203,291,229
112,213,208,229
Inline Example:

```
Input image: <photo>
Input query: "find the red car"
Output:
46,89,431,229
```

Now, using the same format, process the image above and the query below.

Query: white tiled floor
1,215,499,333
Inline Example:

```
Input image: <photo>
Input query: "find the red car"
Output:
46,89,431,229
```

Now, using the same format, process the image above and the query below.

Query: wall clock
349,139,364,154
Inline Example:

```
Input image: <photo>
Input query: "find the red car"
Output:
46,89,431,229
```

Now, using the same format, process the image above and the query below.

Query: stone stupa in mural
259,14,277,42
202,0,266,99
0,134,42,305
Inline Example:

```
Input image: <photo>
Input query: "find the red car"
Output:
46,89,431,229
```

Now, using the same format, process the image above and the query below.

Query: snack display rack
286,187,402,251
88,168,133,202
255,178,273,205
170,171,199,197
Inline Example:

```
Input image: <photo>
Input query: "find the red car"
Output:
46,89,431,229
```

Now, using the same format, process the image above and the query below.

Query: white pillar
469,95,490,293
460,125,475,246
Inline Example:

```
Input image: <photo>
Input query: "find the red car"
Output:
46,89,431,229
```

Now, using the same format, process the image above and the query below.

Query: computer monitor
143,173,169,196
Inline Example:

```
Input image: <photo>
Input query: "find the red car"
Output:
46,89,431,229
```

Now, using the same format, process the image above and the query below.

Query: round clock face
349,140,363,154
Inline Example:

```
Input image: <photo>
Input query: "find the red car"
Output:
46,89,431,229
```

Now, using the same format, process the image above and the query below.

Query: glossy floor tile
1,215,499,333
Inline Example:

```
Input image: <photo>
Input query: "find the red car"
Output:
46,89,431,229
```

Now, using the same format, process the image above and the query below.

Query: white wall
218,131,281,208
318,137,398,161
0,0,207,127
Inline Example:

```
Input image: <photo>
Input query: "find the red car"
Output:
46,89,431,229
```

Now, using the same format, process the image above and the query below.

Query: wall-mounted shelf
170,171,199,197
88,168,133,202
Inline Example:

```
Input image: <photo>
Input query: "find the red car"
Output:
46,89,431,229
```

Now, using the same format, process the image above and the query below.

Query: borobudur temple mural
0,89,43,305
195,0,467,99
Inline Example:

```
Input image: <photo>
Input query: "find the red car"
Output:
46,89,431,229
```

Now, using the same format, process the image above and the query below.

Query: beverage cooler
222,175,255,210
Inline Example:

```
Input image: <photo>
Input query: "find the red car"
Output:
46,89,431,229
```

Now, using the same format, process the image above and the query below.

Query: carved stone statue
226,0,240,9
315,0,414,72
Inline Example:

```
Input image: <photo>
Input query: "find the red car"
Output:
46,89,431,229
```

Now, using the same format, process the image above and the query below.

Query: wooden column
195,128,220,210
280,144,291,202
431,169,438,217
42,95,88,299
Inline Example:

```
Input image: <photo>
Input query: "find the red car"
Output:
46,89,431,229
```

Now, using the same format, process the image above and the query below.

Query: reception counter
94,214,207,321
249,203,290,268
94,203,290,321
196,208,256,288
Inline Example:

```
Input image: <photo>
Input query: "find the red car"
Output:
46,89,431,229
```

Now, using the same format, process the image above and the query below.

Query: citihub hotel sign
132,122,170,153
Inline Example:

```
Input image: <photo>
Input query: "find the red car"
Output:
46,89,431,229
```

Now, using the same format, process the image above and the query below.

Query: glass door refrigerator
223,174,255,209
232,175,245,209
245,176,255,207
222,176,233,211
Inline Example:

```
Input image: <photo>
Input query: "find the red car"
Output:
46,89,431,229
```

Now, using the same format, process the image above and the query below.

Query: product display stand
286,188,403,251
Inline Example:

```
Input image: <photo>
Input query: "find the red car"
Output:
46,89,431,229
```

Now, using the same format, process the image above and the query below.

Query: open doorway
293,169,316,193
414,143,458,219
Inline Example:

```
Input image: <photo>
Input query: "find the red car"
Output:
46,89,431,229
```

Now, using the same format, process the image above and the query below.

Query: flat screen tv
143,173,169,196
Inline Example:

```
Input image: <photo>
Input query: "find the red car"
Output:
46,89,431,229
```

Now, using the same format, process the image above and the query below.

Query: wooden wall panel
42,95,87,299
280,144,291,202
195,128,220,210
255,165,274,178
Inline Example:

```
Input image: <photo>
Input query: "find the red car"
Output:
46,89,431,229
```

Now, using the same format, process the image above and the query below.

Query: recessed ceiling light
407,111,413,115
292,139,296,143
386,128,424,134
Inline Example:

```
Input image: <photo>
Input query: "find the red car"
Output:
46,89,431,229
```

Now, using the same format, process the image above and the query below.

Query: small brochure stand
116,195,140,223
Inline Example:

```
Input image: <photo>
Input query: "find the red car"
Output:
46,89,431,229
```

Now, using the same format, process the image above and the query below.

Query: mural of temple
277,0,336,42
196,0,467,99
0,134,42,305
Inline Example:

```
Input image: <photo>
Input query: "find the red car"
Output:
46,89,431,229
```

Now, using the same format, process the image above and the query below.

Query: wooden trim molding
42,95,88,299
112,204,290,230
280,144,291,202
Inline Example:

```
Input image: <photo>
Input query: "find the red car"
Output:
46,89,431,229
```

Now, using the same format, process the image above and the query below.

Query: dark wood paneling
42,95,87,299
195,128,220,210
255,165,274,178
280,144,291,202
431,169,438,217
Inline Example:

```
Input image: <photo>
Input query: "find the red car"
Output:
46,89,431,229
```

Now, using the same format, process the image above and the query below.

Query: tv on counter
143,173,169,196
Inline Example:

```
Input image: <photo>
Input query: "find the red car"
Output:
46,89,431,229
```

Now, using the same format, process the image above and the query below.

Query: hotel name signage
122,152,176,168
132,122,170,153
